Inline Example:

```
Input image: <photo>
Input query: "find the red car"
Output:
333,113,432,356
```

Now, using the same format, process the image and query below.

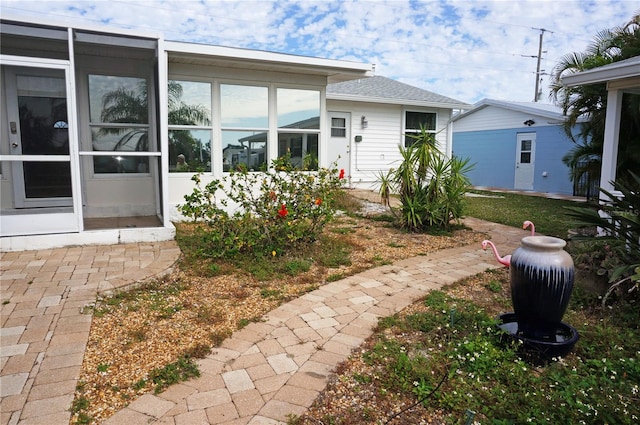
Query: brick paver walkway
1,242,181,425
1,217,526,425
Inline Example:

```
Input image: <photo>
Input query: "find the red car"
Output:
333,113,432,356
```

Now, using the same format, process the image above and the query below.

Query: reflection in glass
278,133,318,170
92,128,149,173
277,89,319,128
18,96,68,155
89,75,148,123
169,129,211,172
406,111,436,131
16,73,71,199
93,156,150,174
168,81,211,126
222,131,267,171
92,128,148,152
220,84,268,128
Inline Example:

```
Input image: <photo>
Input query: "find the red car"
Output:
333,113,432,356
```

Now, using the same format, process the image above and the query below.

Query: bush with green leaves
378,126,473,231
565,171,640,304
179,159,345,259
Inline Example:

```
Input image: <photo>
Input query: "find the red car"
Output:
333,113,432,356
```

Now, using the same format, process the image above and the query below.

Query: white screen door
1,59,81,237
5,67,73,207
514,132,535,190
327,112,350,176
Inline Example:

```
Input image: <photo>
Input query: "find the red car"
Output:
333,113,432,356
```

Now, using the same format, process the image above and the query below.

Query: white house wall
327,99,451,189
453,105,562,132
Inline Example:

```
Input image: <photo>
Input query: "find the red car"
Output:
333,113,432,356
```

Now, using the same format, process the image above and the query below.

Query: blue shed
452,99,579,195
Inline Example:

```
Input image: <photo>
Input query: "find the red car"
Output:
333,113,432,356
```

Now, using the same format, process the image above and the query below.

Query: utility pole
533,28,547,102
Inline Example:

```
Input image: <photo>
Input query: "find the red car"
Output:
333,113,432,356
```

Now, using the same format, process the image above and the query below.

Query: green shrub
565,171,640,303
378,126,473,231
180,158,345,259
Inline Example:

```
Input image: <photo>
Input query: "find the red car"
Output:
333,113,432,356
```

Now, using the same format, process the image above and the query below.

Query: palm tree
550,12,640,190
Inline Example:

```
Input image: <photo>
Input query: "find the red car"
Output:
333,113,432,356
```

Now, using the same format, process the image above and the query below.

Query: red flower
278,203,288,218
339,169,345,179
315,198,322,206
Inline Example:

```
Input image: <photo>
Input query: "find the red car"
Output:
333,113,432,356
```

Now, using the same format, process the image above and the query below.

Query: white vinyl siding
453,106,547,132
327,100,452,185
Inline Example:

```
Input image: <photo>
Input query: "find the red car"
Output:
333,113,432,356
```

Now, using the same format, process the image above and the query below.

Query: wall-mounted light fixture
361,115,368,129
524,119,535,126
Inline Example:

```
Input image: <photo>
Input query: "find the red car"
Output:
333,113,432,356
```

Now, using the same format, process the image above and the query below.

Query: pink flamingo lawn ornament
523,220,535,236
481,240,511,267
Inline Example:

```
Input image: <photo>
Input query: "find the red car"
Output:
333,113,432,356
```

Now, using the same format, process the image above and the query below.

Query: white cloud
2,0,637,103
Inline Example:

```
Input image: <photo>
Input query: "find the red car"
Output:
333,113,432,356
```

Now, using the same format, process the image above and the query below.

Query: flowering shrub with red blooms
180,160,345,258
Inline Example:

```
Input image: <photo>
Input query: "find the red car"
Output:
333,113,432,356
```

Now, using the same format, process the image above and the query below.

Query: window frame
276,87,321,170
220,83,270,172
167,79,213,173
83,72,158,176
403,109,437,148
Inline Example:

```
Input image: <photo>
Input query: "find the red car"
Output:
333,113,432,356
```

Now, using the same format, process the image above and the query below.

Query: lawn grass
464,190,585,238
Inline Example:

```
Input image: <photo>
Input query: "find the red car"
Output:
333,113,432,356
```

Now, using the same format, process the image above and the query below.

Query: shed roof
327,75,470,109
451,98,568,122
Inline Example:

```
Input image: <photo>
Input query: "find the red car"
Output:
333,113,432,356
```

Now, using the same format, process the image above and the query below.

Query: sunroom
0,17,372,251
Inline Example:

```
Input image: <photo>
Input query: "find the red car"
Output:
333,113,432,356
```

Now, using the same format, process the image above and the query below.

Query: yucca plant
378,126,473,231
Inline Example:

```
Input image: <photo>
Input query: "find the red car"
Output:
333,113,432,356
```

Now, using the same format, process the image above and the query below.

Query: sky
2,0,638,105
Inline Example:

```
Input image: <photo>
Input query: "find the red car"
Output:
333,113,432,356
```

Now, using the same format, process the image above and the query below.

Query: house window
331,117,346,137
89,75,151,173
221,84,268,171
404,111,436,147
168,80,212,172
277,88,320,169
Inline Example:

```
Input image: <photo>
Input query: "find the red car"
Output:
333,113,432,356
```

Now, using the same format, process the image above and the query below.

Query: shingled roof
327,75,470,109
451,98,579,123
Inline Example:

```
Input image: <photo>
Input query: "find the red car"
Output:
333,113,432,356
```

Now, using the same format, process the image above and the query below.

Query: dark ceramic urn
510,236,575,339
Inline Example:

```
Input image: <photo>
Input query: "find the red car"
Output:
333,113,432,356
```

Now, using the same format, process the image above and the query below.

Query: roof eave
327,93,471,109
452,99,565,121
562,58,640,87
165,40,374,81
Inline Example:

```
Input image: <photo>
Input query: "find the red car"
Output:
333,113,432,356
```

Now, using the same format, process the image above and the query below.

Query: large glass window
222,131,267,171
404,111,436,147
277,88,320,170
168,80,212,172
88,75,151,173
221,84,268,171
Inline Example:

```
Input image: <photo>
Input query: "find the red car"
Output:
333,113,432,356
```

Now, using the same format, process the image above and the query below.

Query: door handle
11,142,19,148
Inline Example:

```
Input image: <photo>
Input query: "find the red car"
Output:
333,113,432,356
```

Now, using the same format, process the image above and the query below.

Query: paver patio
1,216,525,425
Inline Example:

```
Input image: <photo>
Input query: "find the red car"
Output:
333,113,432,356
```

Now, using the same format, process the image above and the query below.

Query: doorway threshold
84,215,162,230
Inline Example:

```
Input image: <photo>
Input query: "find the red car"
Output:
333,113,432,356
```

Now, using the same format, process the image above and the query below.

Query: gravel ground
72,194,485,424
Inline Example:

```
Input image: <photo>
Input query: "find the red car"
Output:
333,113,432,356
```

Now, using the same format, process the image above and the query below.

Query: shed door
514,132,535,190
327,112,350,177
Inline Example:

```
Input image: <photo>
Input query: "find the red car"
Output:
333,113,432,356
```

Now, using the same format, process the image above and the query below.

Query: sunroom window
88,75,151,174
221,84,268,171
404,111,436,147
168,80,212,172
277,88,320,170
